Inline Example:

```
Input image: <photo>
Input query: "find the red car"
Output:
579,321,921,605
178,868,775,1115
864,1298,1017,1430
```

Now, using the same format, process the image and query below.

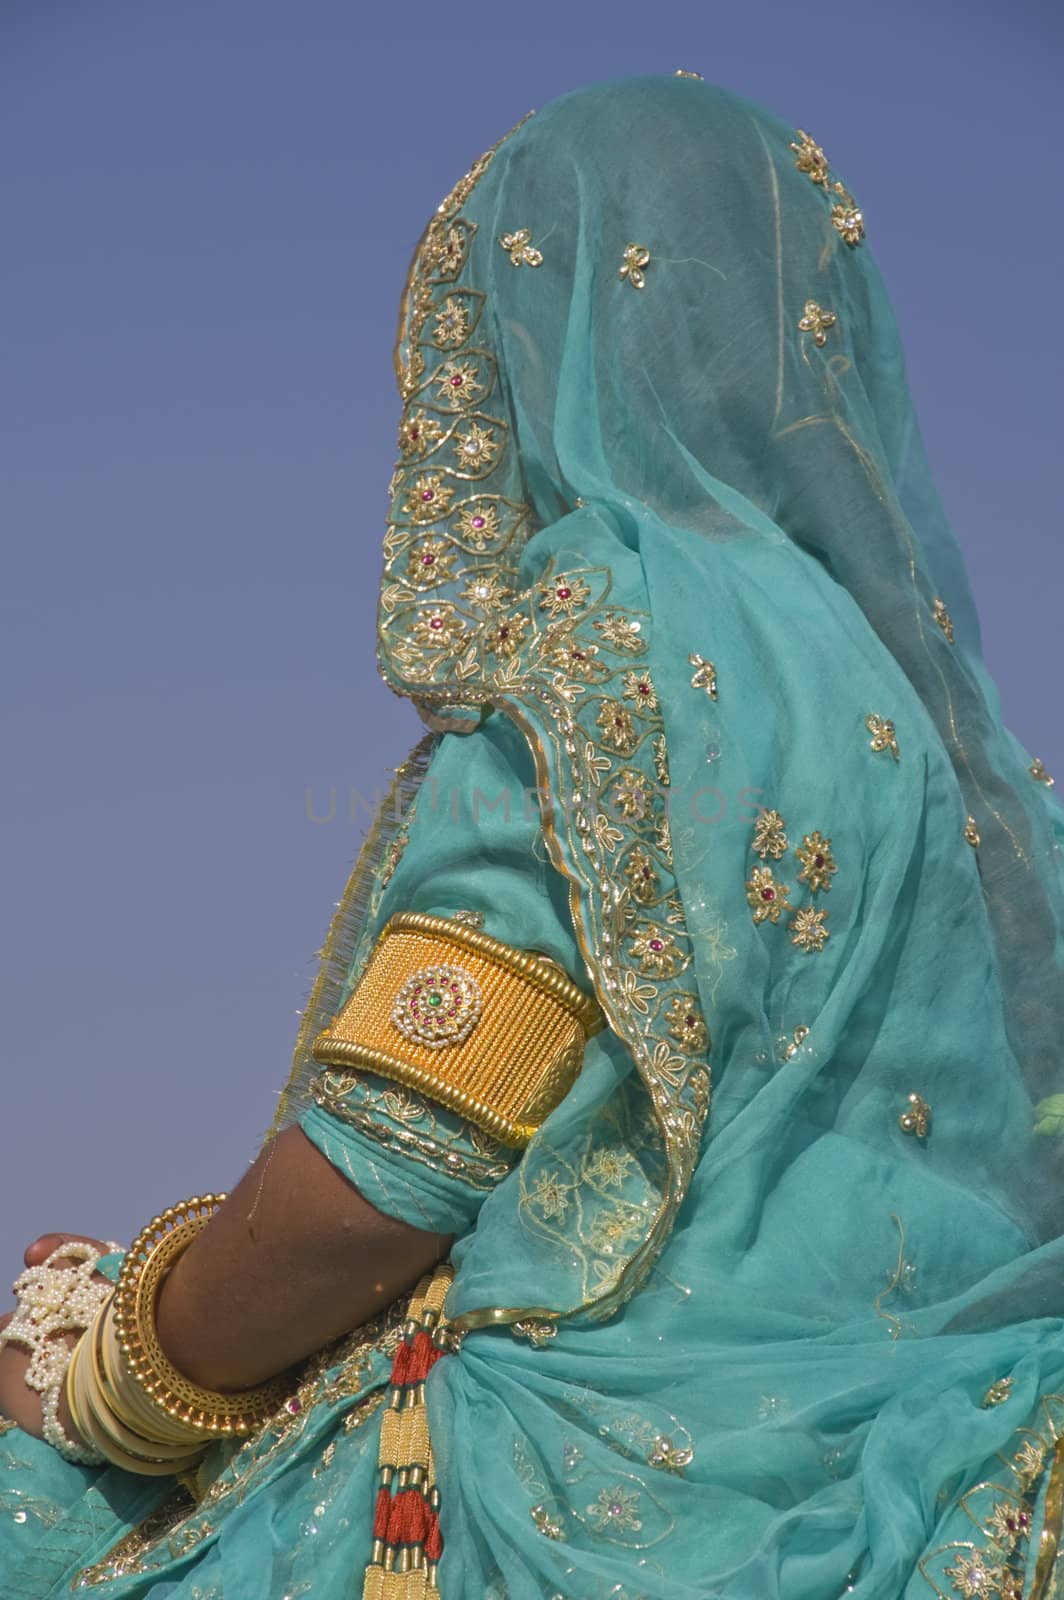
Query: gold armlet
110,1196,293,1439
311,911,604,1148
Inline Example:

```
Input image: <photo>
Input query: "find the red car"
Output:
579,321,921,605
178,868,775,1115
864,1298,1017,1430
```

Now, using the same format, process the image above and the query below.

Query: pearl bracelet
0,1240,122,1466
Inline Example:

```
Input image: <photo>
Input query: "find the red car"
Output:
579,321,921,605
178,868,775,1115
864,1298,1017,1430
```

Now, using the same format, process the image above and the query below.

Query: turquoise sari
4,73,1064,1600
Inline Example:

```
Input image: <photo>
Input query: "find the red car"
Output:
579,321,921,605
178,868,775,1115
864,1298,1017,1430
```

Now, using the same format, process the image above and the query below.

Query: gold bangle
312,911,604,1147
111,1195,293,1439
67,1325,201,1477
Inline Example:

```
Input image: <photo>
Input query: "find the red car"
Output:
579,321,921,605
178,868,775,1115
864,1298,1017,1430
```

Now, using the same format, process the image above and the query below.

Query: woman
2,71,1063,1600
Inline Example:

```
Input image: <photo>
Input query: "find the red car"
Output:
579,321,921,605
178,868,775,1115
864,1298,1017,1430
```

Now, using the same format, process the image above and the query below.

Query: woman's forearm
154,1125,450,1392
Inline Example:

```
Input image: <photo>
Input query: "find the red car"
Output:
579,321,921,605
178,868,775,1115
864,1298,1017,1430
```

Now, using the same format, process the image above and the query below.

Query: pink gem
649,938,664,951
685,1014,696,1026
572,650,585,660
287,1398,302,1414
422,553,435,565
762,888,775,900
637,683,650,694
430,617,443,630
557,586,571,599
421,489,434,501
472,515,485,528
450,375,464,387
814,853,825,867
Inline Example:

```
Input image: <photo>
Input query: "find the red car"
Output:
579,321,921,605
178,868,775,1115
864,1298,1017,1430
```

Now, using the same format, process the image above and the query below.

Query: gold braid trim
312,912,603,1147
362,1264,456,1600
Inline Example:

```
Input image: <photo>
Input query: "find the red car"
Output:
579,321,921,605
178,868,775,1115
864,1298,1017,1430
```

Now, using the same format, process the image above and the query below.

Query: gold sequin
866,712,900,761
965,815,981,848
933,597,955,643
619,243,651,289
983,1377,1014,1409
746,866,792,925
796,830,837,891
1030,757,1055,787
688,652,718,699
789,905,830,952
798,300,837,347
498,228,543,268
530,1504,564,1539
777,1024,810,1062
899,1092,931,1138
752,808,789,860
674,69,704,79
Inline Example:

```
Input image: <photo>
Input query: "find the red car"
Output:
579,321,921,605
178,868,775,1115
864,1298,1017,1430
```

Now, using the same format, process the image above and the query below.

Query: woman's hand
0,1233,112,1445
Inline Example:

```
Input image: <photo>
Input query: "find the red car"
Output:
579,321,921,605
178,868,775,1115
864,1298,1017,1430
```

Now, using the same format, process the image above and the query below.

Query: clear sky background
2,0,1060,1276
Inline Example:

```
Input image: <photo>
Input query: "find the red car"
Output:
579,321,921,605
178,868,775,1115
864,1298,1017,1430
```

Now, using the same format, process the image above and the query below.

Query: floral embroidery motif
831,200,865,246
943,1550,1003,1598
585,1485,643,1533
529,1171,573,1219
433,296,472,348
624,845,661,904
628,924,684,978
899,1092,931,1138
584,1147,637,1189
648,1434,694,1473
406,538,456,587
594,611,646,652
434,358,487,410
596,699,640,755
404,471,455,523
965,815,981,849
538,575,591,618
498,228,544,268
622,668,658,711
795,830,837,891
483,613,530,658
398,410,444,458
410,604,466,649
934,597,956,643
790,129,830,186
798,300,837,346
548,634,604,679
866,712,900,760
619,243,651,289
453,421,502,473
983,1377,1014,1408
665,994,709,1055
790,128,865,245
789,906,830,952
752,808,789,860
1030,757,1055,787
688,652,718,699
390,963,482,1049
459,573,513,611
746,866,792,925
451,500,503,548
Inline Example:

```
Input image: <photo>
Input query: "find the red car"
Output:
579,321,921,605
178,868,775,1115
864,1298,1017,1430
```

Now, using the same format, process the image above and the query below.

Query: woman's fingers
23,1234,110,1269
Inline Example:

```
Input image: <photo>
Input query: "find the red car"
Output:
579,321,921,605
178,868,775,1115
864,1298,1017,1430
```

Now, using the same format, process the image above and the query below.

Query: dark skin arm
0,1125,450,1437
155,1124,452,1391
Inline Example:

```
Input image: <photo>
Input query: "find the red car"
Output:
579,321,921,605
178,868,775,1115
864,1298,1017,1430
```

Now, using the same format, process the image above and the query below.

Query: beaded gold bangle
111,1195,292,1438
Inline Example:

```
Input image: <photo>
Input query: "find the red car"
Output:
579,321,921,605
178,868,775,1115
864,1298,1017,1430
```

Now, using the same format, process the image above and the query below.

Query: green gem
427,990,442,1007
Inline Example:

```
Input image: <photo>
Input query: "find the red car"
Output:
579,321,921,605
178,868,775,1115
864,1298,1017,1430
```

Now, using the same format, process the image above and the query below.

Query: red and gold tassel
362,1264,455,1600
